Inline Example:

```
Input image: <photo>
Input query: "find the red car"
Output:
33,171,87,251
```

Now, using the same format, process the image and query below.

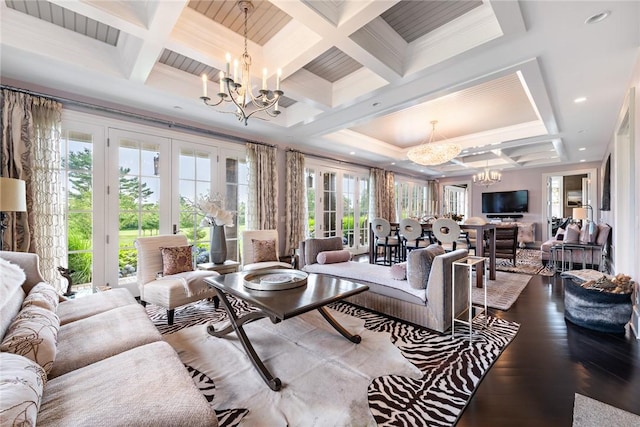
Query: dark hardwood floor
457,273,640,427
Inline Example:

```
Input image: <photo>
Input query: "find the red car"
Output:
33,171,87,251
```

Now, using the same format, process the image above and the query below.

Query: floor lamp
0,177,27,251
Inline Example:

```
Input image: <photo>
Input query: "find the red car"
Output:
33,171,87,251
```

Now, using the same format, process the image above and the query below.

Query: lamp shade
572,207,588,220
0,178,27,212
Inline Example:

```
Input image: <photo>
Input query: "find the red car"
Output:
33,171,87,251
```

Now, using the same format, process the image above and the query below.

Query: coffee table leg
206,290,282,391
317,307,361,344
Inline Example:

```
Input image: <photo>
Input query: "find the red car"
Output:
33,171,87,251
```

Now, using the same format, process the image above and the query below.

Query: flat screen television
482,190,528,213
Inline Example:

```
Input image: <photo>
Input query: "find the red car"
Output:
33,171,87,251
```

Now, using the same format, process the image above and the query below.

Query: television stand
486,214,523,219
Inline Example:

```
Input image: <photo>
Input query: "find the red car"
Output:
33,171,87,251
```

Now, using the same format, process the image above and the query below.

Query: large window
395,178,430,220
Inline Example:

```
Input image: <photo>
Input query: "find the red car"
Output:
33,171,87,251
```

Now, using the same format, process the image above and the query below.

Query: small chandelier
473,162,502,186
200,1,283,126
407,120,461,166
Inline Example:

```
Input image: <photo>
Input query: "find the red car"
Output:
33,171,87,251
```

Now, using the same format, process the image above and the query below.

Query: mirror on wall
542,168,597,240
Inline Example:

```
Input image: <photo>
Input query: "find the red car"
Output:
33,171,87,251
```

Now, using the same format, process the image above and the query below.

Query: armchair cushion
252,239,278,262
317,250,352,264
159,245,194,276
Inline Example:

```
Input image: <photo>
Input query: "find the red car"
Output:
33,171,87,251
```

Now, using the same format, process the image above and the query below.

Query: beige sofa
0,251,217,427
299,237,469,333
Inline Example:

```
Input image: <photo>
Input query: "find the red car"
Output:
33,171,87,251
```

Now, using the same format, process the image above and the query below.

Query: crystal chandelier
473,162,502,186
407,121,462,166
200,1,283,126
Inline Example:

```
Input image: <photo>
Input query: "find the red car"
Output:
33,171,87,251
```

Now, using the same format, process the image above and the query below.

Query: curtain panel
1,89,64,289
246,143,278,230
285,150,305,255
369,167,396,222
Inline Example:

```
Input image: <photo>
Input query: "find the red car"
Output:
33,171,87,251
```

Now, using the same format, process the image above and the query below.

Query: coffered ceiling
1,1,639,178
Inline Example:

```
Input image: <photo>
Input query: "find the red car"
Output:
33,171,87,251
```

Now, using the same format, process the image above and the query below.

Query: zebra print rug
147,299,519,426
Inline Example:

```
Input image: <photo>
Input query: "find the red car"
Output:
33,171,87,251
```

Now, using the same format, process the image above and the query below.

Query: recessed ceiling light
349,151,355,155
391,162,396,165
580,159,586,162
585,10,610,25
462,150,468,153
579,147,586,151
574,97,587,103
549,148,555,151
419,169,424,173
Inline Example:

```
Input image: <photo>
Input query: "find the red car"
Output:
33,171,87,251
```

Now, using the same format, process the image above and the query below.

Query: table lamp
0,177,27,251
572,205,596,236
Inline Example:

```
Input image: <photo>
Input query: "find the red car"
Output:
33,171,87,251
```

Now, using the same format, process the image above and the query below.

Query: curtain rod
0,84,269,146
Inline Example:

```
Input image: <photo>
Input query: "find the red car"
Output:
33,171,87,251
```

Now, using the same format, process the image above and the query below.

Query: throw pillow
159,245,194,276
317,250,351,264
406,244,445,289
0,306,60,375
595,223,611,246
0,352,46,427
390,262,407,280
554,227,565,241
252,239,278,262
564,224,580,244
22,282,59,312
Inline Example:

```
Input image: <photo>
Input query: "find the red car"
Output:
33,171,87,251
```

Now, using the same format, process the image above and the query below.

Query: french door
305,163,369,254
106,129,223,295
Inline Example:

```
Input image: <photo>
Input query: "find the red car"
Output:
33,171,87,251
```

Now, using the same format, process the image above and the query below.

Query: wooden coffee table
204,272,368,391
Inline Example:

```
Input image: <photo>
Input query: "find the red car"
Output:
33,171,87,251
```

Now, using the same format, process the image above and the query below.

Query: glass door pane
322,172,337,237
358,176,369,251
108,129,170,295
305,168,317,237
342,174,356,248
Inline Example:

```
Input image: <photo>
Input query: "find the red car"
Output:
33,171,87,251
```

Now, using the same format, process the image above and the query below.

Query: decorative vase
209,225,227,264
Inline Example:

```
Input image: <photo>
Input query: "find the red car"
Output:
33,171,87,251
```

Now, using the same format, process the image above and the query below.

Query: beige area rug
573,393,640,427
496,248,554,277
162,307,422,426
471,270,532,311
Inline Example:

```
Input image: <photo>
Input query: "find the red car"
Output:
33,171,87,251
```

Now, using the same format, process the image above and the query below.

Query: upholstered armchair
241,229,294,271
135,234,219,325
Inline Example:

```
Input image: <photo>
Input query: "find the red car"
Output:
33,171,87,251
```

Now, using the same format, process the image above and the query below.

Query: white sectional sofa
299,237,469,333
0,251,217,426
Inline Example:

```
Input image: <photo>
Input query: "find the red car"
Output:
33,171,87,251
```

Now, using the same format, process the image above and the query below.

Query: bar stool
371,218,401,265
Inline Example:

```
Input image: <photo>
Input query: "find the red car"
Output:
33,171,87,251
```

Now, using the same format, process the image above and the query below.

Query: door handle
173,224,178,234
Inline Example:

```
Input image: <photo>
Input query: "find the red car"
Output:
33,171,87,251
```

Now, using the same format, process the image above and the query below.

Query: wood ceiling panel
187,0,292,46
6,0,120,46
303,47,363,83
381,0,482,43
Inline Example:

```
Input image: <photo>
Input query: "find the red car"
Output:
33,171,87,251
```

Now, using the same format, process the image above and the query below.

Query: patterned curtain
1,89,64,289
285,150,305,255
246,143,277,230
369,168,396,221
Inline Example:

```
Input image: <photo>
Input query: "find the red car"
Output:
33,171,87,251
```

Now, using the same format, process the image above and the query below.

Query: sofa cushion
0,352,47,427
1,306,60,375
57,288,137,325
252,239,278,262
579,223,598,244
564,224,580,244
407,244,445,290
160,245,194,275
596,223,611,246
22,282,59,312
48,304,161,379
317,249,351,264
39,341,218,427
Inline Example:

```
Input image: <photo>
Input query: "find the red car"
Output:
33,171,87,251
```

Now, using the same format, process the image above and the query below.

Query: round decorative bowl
243,269,308,291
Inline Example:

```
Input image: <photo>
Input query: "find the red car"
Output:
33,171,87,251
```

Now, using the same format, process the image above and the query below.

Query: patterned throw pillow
0,306,60,375
0,352,46,426
22,282,59,312
159,245,194,276
252,239,278,263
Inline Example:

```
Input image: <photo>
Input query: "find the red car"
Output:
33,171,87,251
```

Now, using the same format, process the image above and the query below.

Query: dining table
369,221,497,281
